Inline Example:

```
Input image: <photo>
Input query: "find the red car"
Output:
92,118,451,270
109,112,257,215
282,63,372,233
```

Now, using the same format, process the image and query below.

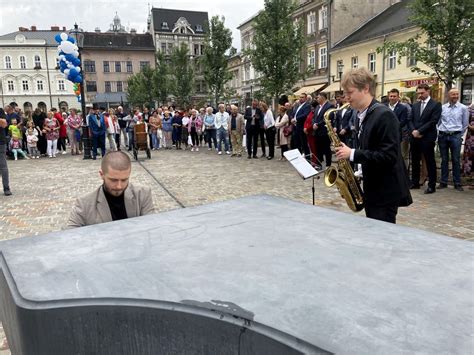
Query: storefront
461,74,473,105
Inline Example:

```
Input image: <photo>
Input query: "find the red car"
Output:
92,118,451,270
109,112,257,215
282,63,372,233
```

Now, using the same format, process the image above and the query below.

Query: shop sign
401,77,439,88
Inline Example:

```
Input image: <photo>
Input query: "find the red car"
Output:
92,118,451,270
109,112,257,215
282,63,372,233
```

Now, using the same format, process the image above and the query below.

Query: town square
0,0,473,353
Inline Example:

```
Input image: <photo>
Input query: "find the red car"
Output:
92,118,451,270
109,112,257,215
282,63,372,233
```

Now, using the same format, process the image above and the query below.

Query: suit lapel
97,187,112,223
124,186,137,218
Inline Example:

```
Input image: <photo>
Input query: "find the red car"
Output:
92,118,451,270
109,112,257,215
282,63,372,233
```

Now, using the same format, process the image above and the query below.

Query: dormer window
195,24,203,32
162,22,169,29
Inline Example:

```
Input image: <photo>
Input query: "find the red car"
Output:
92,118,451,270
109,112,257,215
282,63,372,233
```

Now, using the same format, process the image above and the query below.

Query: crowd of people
0,78,473,198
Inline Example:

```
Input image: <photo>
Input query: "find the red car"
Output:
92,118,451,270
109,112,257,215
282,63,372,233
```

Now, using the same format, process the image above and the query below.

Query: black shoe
92,156,97,160
438,183,448,189
410,183,420,189
260,154,266,158
424,187,436,194
252,156,258,159
267,156,273,160
4,189,12,196
247,155,251,159
454,185,464,191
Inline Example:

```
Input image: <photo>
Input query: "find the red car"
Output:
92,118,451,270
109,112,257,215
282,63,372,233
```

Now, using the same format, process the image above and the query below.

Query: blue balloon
65,54,76,62
67,36,76,44
54,34,62,43
59,61,68,70
75,75,83,83
69,67,79,77
72,58,81,66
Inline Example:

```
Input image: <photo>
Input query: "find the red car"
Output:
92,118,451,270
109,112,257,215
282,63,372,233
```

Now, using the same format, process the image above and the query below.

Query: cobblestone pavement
0,147,473,352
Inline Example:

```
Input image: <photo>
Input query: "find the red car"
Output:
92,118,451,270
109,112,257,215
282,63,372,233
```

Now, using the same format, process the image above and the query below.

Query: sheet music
284,149,319,180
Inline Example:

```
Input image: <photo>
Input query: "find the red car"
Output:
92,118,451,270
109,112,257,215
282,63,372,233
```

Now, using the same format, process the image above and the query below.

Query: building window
319,6,328,30
351,56,358,69
319,47,327,69
84,60,96,73
307,49,316,69
368,53,376,72
407,48,417,67
5,56,12,69
115,61,121,72
22,80,29,91
37,80,44,91
58,79,65,91
126,61,133,73
428,40,438,56
167,43,174,54
86,81,97,92
117,81,123,92
162,22,169,30
307,12,316,34
194,44,200,56
7,80,14,91
388,49,396,70
105,81,111,93
103,61,110,73
196,24,203,32
19,56,26,69
161,43,167,53
34,55,41,68
336,60,343,78
140,61,150,71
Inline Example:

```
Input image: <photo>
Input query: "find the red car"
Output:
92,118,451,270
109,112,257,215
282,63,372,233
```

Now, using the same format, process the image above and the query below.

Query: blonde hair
341,68,376,96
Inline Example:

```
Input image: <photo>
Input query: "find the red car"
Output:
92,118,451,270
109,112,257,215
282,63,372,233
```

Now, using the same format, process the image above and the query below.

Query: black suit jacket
386,102,409,141
293,102,312,128
335,106,353,135
244,107,264,130
408,98,441,142
353,100,412,208
312,101,335,136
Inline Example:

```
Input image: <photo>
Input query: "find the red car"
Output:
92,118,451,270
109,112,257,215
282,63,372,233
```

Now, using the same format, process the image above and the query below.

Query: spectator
244,99,265,159
32,107,47,156
228,105,245,157
204,107,217,150
215,104,230,155
188,109,202,152
162,111,173,149
10,136,29,160
312,92,335,168
88,104,106,160
54,109,67,155
275,106,290,160
304,100,318,166
0,108,12,195
149,112,162,150
462,103,474,178
67,108,82,155
44,111,60,158
172,111,183,149
26,121,40,158
261,102,276,160
105,110,118,152
116,106,128,149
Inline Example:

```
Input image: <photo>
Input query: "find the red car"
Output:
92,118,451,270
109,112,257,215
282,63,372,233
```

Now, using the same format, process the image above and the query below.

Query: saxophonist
335,68,412,224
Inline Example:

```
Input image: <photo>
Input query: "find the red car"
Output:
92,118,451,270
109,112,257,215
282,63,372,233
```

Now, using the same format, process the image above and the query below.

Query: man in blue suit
88,104,106,160
312,92,335,168
387,88,409,166
290,93,312,156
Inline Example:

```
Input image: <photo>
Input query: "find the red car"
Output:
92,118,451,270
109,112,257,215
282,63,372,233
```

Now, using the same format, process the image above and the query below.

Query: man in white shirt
214,104,230,155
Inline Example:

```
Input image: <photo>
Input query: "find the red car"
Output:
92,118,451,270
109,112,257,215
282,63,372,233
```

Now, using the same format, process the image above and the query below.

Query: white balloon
59,55,65,60
64,69,70,75
72,51,79,58
60,40,75,54
67,63,73,68
76,67,81,73
60,33,68,41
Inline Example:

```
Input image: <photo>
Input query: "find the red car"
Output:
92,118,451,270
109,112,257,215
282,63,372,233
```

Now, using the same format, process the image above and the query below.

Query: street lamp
337,62,344,92
69,23,92,159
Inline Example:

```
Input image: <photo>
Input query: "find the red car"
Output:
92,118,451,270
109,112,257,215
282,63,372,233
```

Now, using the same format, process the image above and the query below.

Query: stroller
132,123,151,160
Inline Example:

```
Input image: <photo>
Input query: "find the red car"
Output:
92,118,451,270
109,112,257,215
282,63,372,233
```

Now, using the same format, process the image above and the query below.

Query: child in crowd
8,118,22,141
10,136,29,160
26,121,40,158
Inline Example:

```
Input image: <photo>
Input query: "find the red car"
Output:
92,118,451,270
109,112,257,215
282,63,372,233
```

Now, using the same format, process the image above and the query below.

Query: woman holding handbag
67,108,82,155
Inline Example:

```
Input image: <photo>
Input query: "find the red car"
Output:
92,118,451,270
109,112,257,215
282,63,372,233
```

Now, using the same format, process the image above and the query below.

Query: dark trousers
190,127,198,146
0,144,10,190
315,134,332,167
259,127,266,155
246,125,258,157
411,139,437,188
280,144,288,158
57,137,66,151
438,132,462,186
265,127,276,158
92,134,106,158
293,126,310,157
365,204,398,224
206,128,217,149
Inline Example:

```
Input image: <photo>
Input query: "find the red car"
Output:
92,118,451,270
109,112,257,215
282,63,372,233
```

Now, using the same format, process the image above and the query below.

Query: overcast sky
0,0,265,50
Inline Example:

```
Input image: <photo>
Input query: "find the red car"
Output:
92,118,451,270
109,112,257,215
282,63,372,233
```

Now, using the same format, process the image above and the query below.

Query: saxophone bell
324,166,338,187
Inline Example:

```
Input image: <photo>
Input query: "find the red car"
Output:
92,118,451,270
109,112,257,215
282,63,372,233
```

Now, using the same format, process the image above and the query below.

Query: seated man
67,151,155,228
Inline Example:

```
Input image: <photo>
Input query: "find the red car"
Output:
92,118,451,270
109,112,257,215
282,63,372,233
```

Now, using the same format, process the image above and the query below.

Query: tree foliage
170,43,195,108
201,15,233,106
126,65,155,108
378,0,473,92
246,0,305,102
153,52,171,106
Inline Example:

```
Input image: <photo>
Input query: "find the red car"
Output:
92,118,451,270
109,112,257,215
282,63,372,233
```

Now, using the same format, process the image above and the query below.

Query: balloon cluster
73,83,82,102
55,32,82,84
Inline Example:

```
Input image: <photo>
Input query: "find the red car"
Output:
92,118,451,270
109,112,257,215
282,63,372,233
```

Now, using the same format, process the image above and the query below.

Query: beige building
225,52,243,105
325,0,444,101
81,15,155,108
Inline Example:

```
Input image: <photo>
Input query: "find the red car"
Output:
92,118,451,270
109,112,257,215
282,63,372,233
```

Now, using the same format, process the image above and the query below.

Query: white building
0,26,79,112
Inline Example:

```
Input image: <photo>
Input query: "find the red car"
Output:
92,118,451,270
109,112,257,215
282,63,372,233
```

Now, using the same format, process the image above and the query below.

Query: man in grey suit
67,151,155,228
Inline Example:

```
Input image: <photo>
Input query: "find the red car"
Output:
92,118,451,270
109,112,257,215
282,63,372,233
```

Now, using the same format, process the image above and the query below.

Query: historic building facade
0,26,79,112
148,7,209,104
81,15,156,109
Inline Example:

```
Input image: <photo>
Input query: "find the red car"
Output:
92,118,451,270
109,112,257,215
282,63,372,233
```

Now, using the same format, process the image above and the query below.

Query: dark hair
416,83,430,91
311,100,318,108
389,88,400,95
317,92,328,99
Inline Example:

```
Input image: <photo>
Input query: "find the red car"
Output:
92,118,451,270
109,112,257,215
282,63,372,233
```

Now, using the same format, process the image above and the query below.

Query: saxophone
323,103,364,212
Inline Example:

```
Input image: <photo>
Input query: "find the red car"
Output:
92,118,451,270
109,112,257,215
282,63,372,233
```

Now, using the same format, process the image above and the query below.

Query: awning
294,84,326,96
321,82,341,93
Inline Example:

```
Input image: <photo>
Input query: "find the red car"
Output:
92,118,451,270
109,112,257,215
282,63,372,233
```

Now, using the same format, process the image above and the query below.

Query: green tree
170,43,195,108
378,0,473,95
201,15,233,106
153,52,171,106
126,65,155,108
246,0,305,105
